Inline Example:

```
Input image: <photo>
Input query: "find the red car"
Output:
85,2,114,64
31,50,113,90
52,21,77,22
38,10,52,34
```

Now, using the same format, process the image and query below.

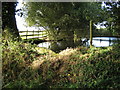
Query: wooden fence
19,30,47,40
19,29,120,41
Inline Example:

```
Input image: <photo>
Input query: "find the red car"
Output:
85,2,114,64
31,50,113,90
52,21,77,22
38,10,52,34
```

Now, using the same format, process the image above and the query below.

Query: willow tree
24,2,78,46
2,2,20,41
24,2,104,48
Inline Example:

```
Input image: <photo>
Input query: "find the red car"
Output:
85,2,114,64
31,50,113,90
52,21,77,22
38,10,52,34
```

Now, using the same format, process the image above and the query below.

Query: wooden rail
19,30,120,41
19,30,47,40
20,34,47,37
19,31,44,33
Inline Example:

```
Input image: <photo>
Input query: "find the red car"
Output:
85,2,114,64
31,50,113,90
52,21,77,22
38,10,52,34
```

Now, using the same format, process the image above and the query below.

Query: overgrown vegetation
2,1,120,89
2,40,120,88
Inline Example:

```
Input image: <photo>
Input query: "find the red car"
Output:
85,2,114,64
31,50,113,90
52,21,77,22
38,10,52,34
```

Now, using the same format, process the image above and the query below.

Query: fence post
38,30,39,39
90,20,93,48
26,29,28,39
33,29,34,38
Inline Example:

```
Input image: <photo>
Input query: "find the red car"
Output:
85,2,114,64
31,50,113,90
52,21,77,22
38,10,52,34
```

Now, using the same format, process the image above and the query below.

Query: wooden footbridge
19,30,47,40
19,29,120,45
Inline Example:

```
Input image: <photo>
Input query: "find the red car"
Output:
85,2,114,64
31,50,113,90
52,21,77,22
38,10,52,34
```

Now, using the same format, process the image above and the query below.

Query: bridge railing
19,30,47,39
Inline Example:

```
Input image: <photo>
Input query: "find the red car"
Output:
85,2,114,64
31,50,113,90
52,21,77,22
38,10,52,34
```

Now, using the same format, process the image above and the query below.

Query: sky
15,0,40,31
15,0,27,31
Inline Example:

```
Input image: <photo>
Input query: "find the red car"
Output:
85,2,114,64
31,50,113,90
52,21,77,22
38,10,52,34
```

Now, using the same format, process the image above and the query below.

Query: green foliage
80,46,120,88
104,2,120,35
23,2,104,41
2,39,58,88
2,41,43,88
2,39,120,88
24,2,104,27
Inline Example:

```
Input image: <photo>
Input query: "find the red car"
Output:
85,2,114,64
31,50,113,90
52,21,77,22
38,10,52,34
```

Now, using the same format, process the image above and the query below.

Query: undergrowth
2,40,120,88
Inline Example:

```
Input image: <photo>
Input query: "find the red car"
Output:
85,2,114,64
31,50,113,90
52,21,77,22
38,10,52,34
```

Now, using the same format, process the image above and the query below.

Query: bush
2,40,43,88
2,39,120,88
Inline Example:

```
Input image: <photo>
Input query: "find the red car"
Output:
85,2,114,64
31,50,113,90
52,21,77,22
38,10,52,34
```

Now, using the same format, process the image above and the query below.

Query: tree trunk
2,2,20,41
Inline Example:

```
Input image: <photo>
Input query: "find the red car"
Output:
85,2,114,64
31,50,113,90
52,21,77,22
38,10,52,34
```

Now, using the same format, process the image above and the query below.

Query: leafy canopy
24,2,103,31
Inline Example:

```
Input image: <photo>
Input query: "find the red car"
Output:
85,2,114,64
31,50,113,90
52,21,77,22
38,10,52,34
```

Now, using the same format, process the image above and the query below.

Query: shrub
2,39,120,88
2,40,42,88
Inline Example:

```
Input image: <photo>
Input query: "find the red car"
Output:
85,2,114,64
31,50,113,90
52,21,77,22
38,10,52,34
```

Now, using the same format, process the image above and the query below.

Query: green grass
2,40,120,88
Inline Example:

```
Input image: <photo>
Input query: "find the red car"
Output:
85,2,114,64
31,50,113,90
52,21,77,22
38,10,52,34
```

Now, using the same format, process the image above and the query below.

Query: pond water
86,37,120,47
38,37,120,52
